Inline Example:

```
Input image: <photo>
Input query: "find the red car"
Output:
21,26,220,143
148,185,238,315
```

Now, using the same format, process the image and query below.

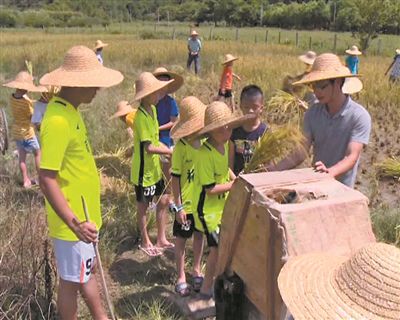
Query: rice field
0,27,399,319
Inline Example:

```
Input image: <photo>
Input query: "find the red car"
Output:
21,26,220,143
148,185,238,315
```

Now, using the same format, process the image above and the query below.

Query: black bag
215,272,244,320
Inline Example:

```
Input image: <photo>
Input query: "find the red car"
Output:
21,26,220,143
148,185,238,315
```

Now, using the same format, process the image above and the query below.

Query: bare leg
80,274,108,320
200,247,218,295
33,148,41,176
175,236,187,284
156,194,173,247
137,201,152,248
18,148,31,188
192,231,204,277
58,278,79,320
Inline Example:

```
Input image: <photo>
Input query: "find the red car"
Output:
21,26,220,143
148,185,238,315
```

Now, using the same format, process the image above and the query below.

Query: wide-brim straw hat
152,67,184,94
293,53,358,85
298,51,317,65
40,46,123,88
222,54,239,65
94,40,108,50
109,100,134,119
190,30,199,36
346,45,362,55
342,77,363,94
3,71,47,92
278,242,400,320
396,49,400,55
171,96,207,140
197,101,255,136
133,71,173,101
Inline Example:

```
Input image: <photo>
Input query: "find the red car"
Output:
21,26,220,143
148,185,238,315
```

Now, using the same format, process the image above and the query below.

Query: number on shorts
85,258,92,276
144,185,156,197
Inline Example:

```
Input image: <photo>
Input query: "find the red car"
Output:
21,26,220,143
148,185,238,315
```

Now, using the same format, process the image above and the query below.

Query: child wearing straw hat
385,48,400,83
271,53,371,188
187,30,201,75
110,100,137,138
131,72,175,257
189,102,253,308
38,45,123,319
94,39,108,65
218,54,241,112
345,45,362,75
2,71,47,188
278,242,400,320
169,96,206,297
32,86,59,131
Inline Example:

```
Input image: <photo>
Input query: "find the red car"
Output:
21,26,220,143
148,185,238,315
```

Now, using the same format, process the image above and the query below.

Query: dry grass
376,157,400,180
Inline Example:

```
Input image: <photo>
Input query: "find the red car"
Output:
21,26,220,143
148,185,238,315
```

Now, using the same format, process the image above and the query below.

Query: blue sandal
192,275,204,292
175,282,191,297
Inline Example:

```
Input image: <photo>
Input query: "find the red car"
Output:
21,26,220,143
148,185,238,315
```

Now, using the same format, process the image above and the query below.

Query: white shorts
52,238,96,284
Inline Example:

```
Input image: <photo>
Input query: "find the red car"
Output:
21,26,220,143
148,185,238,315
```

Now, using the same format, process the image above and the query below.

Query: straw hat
109,100,134,119
197,101,255,135
222,54,239,65
346,45,362,55
40,46,123,88
94,40,108,50
278,242,400,320
3,71,47,92
152,67,184,94
190,30,199,36
133,72,173,101
298,51,317,65
342,77,363,94
293,53,358,85
396,49,400,55
170,96,207,140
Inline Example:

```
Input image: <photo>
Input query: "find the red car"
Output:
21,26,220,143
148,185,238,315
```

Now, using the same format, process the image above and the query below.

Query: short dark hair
240,85,263,102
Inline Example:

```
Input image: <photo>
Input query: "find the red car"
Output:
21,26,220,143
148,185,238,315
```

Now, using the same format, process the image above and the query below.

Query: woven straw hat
298,51,317,65
278,242,400,320
110,100,134,119
190,30,199,36
197,101,255,135
94,40,108,50
396,49,400,55
170,96,207,140
133,72,173,101
342,77,363,94
3,71,47,92
222,54,239,65
346,45,362,55
40,46,123,88
293,53,358,85
152,67,184,94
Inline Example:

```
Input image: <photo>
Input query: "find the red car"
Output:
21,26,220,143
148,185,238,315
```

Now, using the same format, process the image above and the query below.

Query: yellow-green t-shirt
131,105,162,187
40,97,102,241
171,139,201,214
193,141,230,233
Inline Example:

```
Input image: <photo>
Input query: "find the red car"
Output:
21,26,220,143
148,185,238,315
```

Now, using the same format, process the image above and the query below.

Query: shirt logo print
187,169,194,183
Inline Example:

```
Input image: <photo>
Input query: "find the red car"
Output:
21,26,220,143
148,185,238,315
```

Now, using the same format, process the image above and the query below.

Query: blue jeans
16,136,40,153
187,53,200,74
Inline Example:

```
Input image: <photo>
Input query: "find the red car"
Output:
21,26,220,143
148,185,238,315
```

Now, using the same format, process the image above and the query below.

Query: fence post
154,23,157,32
172,28,176,40
209,27,213,40
265,29,268,43
278,31,281,44
309,36,312,49
377,39,382,55
235,28,239,41
295,32,299,47
333,34,337,52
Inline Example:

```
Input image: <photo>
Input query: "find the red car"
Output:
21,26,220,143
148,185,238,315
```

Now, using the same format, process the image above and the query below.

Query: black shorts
173,214,198,239
134,180,165,203
218,89,232,98
204,228,220,247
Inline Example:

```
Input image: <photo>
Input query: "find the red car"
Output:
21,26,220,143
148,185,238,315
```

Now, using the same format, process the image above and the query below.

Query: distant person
94,40,108,65
187,30,201,75
32,87,59,131
2,71,47,188
385,48,400,83
218,54,241,111
109,100,137,138
345,45,362,74
271,53,371,188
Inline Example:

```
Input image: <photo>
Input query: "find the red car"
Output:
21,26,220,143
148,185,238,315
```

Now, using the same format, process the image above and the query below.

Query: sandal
138,245,163,257
156,242,175,252
192,275,204,292
175,282,191,297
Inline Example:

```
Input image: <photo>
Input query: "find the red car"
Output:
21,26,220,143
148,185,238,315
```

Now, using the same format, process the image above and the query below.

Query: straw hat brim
40,66,123,88
153,71,184,94
293,70,358,85
278,253,374,320
342,77,363,94
298,54,315,65
222,57,239,65
133,79,174,101
396,49,400,55
198,114,255,136
171,116,203,140
346,49,362,55
2,81,47,92
95,43,108,50
109,106,134,120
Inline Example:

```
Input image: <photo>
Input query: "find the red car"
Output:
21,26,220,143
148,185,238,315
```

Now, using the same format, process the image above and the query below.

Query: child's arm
171,175,187,224
159,116,177,131
233,73,241,81
205,181,233,195
144,141,172,155
228,140,235,170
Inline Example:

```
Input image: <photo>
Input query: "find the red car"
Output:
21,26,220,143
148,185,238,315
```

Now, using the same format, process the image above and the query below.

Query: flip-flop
175,282,191,297
138,245,162,257
156,242,175,252
192,275,204,292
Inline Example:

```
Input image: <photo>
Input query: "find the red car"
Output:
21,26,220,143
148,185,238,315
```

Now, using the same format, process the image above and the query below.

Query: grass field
0,27,399,319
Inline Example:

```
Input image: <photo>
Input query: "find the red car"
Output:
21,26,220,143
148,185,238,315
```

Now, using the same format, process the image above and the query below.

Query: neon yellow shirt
171,138,201,214
131,105,162,187
193,140,230,233
40,97,101,241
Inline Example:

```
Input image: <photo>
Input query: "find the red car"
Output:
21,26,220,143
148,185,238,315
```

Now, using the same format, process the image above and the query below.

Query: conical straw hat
152,67,184,94
346,45,362,55
197,101,255,136
298,51,317,65
170,96,207,140
342,77,363,94
109,100,134,119
293,53,358,85
222,54,239,65
94,40,108,50
396,49,400,55
133,72,173,101
191,30,199,36
3,71,47,92
40,46,123,88
278,242,400,320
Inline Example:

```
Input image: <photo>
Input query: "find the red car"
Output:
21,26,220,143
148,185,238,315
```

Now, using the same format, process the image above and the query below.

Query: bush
0,10,17,27
21,10,54,28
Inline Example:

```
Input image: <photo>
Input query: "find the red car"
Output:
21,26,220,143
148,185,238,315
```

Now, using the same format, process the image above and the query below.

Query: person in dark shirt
229,85,268,175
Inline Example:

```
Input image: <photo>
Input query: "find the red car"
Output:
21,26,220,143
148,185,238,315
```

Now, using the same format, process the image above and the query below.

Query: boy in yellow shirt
170,96,207,297
3,71,47,188
131,72,175,257
39,45,123,320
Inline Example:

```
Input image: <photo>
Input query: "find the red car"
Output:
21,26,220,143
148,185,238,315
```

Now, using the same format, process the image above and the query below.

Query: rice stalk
244,125,305,173
376,157,400,180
